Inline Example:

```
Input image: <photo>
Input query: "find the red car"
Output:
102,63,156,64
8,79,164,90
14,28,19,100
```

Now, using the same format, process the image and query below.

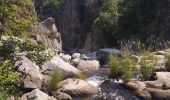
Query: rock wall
57,0,101,50
32,17,62,52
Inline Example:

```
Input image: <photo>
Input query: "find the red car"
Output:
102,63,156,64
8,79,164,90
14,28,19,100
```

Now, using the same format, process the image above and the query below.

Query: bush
20,40,52,67
44,70,61,96
0,36,52,67
0,91,10,100
139,61,154,81
0,36,52,95
0,60,23,95
108,54,136,82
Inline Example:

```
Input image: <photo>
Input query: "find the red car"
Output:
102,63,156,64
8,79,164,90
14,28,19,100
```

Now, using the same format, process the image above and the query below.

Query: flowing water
73,73,140,100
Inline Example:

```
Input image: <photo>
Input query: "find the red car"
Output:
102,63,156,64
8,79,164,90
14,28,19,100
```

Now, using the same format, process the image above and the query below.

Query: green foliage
165,54,170,70
139,61,154,81
94,0,120,45
34,0,60,20
19,40,52,67
0,91,10,100
0,37,20,58
0,60,23,95
141,52,156,61
0,37,52,66
108,54,137,82
0,0,36,36
115,0,156,38
0,36,52,95
45,70,61,96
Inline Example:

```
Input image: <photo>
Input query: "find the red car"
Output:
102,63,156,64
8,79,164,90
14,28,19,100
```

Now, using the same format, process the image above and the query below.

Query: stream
73,73,139,100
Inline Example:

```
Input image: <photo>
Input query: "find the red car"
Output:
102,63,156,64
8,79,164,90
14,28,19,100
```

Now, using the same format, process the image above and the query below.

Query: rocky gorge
3,17,170,100
2,0,170,100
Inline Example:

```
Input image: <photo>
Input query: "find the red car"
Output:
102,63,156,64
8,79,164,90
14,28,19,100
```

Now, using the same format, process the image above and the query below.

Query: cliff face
57,0,82,50
57,0,101,50
32,17,62,52
33,0,170,50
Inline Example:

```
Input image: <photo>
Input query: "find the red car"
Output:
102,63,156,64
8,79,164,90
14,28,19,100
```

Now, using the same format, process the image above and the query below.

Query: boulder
148,88,170,100
70,58,80,67
156,72,170,80
155,51,167,55
41,57,81,78
77,60,100,74
96,48,121,65
55,92,72,100
125,81,151,100
72,53,81,59
15,56,43,89
57,78,99,96
126,81,146,91
153,55,165,71
145,72,170,89
59,53,71,62
8,96,15,100
136,89,152,100
20,89,56,100
32,17,62,52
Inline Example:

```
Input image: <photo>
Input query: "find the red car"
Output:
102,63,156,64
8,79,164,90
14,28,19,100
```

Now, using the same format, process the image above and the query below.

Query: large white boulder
72,53,81,59
20,89,56,100
145,72,170,89
59,53,71,62
58,78,99,96
16,56,43,89
77,60,100,74
41,57,81,78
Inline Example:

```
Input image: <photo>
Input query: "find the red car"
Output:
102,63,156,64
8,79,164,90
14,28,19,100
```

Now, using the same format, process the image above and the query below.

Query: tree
0,0,36,36
93,0,121,47
95,0,120,34
34,0,60,20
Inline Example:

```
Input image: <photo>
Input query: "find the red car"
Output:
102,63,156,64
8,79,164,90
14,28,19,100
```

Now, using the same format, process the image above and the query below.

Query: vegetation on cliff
0,0,51,98
33,0,170,50
0,0,36,37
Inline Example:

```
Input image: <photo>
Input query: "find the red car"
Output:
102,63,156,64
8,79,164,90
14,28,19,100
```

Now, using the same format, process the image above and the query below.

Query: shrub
0,36,52,67
0,36,52,95
0,91,10,100
139,61,154,81
108,54,136,82
20,40,52,67
0,60,23,95
44,70,61,96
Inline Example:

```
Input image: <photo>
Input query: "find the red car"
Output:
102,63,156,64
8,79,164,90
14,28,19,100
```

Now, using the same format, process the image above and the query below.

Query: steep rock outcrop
58,0,83,50
58,0,101,50
32,17,62,52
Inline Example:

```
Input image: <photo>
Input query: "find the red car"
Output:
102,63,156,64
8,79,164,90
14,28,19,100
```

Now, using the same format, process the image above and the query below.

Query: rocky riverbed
6,43,170,100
